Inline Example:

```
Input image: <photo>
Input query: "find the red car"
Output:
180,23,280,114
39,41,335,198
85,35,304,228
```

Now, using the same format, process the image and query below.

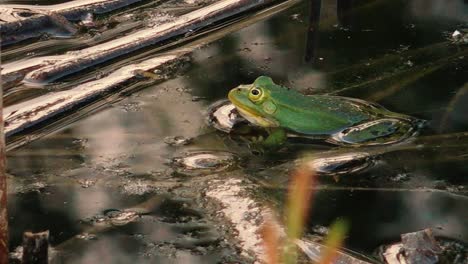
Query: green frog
228,76,423,149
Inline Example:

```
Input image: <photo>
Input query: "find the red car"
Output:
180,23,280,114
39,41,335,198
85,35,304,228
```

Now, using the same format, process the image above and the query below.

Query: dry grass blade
283,165,317,264
317,219,349,264
286,166,316,239
261,219,281,264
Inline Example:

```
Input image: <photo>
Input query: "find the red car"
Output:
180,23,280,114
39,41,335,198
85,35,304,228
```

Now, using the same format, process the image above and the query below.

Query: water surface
4,0,468,262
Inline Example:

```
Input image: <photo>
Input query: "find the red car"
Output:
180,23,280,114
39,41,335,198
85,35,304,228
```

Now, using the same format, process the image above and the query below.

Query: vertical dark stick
0,45,9,264
22,231,49,264
337,0,353,28
304,0,322,63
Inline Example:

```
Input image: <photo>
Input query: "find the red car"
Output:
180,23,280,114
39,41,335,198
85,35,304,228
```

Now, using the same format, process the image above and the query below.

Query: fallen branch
0,0,147,46
2,0,277,89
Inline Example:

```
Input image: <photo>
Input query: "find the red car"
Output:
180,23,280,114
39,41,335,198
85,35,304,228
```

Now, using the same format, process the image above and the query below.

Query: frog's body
228,76,423,148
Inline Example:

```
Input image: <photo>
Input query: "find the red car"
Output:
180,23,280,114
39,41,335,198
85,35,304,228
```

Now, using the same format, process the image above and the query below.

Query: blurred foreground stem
283,166,316,264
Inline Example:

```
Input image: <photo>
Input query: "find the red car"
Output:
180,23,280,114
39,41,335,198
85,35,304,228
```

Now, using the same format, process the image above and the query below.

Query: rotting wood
0,0,147,46
21,231,49,264
2,0,278,89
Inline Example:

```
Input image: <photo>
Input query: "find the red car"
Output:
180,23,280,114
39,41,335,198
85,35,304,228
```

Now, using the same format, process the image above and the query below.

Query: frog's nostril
237,88,241,91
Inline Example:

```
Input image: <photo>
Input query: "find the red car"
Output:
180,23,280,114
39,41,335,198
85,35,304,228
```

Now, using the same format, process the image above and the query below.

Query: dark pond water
3,0,468,263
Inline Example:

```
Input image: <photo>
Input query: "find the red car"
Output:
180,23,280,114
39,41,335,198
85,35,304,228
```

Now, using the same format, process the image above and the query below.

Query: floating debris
164,136,193,146
451,29,468,45
78,179,96,188
120,179,159,195
76,233,97,240
378,229,467,264
169,151,239,176
79,13,95,28
86,209,140,227
399,229,441,264
191,96,207,102
9,246,23,263
105,210,140,226
290,13,302,22
437,239,468,264
390,173,410,182
15,181,48,194
120,102,142,112
303,152,374,176
206,100,245,133
310,225,330,236
72,138,89,149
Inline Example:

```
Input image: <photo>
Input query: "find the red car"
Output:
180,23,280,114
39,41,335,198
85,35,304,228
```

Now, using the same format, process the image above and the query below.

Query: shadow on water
4,0,468,262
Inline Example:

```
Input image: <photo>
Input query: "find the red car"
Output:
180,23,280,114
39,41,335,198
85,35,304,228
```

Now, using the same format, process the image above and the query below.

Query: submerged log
2,0,277,90
0,0,147,46
21,231,49,264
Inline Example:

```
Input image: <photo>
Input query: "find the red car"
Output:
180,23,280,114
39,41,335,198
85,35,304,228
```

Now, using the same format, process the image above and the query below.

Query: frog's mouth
228,89,278,128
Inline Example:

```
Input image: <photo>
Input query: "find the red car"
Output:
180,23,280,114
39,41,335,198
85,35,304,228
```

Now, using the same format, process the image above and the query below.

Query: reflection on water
5,0,468,262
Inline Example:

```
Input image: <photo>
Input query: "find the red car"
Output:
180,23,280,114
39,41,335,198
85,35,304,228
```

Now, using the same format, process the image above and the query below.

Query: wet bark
0,48,9,264
21,231,49,264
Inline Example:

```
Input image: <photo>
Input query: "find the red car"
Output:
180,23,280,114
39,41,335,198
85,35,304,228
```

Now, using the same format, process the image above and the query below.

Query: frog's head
228,76,280,127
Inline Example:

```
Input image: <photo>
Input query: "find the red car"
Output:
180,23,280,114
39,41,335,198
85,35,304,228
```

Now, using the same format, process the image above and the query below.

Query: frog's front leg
263,128,287,148
246,128,287,153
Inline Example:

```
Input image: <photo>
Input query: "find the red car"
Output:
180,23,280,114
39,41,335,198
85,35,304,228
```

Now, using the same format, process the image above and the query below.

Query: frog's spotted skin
228,76,424,146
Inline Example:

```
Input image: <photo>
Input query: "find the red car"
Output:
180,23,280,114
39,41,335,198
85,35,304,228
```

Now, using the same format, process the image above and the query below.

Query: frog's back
266,84,402,135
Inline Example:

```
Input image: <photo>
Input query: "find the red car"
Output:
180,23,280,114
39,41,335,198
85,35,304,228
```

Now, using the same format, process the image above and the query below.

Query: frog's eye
249,87,263,102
